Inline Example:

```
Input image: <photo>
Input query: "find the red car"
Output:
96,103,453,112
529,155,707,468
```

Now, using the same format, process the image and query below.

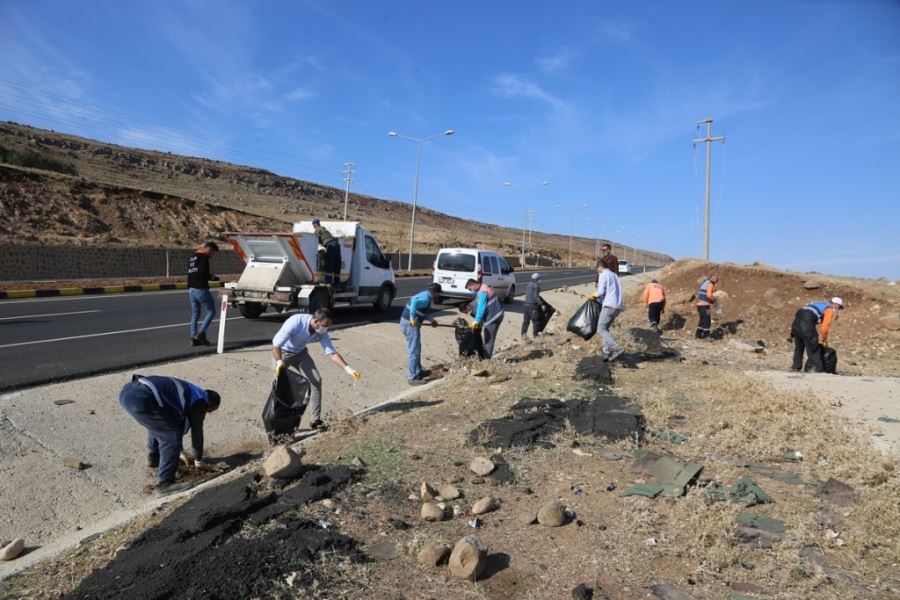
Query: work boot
196,332,211,346
607,348,625,362
309,419,328,431
190,337,201,346
408,378,426,386
147,453,159,468
154,481,192,497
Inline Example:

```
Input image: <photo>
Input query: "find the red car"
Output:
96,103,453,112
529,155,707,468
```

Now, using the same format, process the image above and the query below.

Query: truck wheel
308,288,331,314
504,284,516,304
238,302,264,319
373,285,394,312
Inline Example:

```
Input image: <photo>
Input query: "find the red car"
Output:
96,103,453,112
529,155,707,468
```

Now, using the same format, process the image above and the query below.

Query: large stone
420,482,438,501
470,457,496,476
417,544,450,568
727,338,764,353
0,538,25,561
803,280,821,290
438,484,460,501
472,497,494,515
262,446,304,479
448,535,488,580
537,500,567,527
421,502,444,522
62,457,87,470
880,313,900,331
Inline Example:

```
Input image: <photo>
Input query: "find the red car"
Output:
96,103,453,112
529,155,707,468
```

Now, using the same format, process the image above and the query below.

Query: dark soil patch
574,356,614,384
66,466,361,600
469,395,645,449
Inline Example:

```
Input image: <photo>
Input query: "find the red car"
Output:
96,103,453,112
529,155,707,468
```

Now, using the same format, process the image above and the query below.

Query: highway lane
0,269,596,391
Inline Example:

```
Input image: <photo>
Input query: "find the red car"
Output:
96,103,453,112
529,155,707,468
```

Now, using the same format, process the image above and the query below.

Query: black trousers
648,302,663,328
696,305,711,338
791,309,823,371
323,240,341,284
521,303,540,336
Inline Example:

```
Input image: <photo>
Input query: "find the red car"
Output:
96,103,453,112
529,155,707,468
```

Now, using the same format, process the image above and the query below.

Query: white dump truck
223,221,396,318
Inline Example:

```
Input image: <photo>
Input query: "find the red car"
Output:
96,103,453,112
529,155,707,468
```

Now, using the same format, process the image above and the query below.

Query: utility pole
342,162,355,221
693,119,725,261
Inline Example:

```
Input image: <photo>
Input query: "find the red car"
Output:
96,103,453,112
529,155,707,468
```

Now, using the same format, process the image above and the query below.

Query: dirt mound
67,466,360,599
640,259,900,367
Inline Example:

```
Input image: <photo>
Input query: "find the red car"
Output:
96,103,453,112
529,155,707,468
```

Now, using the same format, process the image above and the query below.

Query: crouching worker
401,283,442,385
465,278,505,359
272,308,360,431
642,278,667,332
118,375,221,496
791,297,843,372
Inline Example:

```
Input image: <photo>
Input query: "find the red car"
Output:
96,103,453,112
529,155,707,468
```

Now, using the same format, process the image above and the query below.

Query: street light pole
693,119,725,262
505,180,548,269
389,129,454,270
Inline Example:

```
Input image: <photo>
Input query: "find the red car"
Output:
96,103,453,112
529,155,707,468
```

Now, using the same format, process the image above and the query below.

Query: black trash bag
262,368,310,436
535,300,556,334
567,300,601,341
455,318,484,358
806,344,838,374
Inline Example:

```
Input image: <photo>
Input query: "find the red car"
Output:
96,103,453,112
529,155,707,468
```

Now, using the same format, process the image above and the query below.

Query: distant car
432,248,516,303
618,260,631,275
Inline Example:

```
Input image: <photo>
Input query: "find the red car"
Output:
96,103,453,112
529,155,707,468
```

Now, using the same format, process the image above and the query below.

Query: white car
433,248,516,303
618,260,631,275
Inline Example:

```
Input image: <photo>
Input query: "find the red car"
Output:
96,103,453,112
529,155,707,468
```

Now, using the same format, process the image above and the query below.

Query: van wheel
238,302,264,319
308,288,331,314
373,284,394,313
504,284,516,303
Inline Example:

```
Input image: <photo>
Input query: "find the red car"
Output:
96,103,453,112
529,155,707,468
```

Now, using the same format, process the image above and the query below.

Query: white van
433,248,516,303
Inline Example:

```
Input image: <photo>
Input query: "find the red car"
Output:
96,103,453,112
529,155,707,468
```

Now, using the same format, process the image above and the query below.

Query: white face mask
315,326,328,335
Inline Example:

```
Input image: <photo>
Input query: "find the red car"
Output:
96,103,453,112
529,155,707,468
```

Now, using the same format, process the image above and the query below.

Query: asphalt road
0,268,597,391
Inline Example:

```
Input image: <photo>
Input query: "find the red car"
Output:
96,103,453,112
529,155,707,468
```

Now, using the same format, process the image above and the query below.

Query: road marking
0,310,101,321
0,316,244,349
0,289,186,305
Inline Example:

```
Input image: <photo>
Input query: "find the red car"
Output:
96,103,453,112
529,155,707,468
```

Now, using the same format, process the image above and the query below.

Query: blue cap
312,218,321,225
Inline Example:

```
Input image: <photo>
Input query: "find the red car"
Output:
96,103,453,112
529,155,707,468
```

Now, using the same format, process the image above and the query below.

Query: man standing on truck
521,272,545,339
118,374,221,496
790,297,843,372
400,283,442,385
272,308,361,430
312,218,342,285
465,279,505,359
695,274,719,339
187,241,219,346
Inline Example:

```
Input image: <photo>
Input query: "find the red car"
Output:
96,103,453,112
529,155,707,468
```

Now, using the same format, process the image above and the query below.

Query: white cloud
492,73,567,110
284,87,317,102
594,18,636,43
536,47,577,74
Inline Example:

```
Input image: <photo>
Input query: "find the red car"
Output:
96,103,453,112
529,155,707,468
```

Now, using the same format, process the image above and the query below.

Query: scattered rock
421,482,438,501
0,538,25,561
488,374,510,384
62,457,87,470
730,582,765,594
320,499,334,510
472,369,490,377
517,510,537,526
350,456,366,468
817,478,857,508
366,540,399,561
571,583,593,599
879,313,900,331
388,518,409,530
417,544,450,568
537,500,567,527
53,399,75,406
470,477,485,485
727,338,764,353
421,502,444,522
803,280,821,290
449,474,464,484
448,535,488,580
438,484,460,501
472,497,494,515
649,583,693,599
263,446,304,479
470,457,496,476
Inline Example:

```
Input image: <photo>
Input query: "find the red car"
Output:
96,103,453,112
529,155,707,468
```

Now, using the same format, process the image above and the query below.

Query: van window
489,256,500,275
437,252,476,272
365,235,389,269
498,258,510,273
480,254,493,275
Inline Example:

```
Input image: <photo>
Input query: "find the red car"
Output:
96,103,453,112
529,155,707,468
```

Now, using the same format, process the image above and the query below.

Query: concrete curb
0,373,449,581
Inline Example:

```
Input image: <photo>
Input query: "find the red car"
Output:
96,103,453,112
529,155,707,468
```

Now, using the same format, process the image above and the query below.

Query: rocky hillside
0,121,671,265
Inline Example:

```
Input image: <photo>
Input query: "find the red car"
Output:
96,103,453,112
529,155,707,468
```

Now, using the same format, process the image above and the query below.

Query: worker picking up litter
521,272,546,339
400,283,442,386
695,274,719,339
590,255,625,362
790,297,844,373
272,308,361,431
642,278,667,332
118,375,221,496
465,278,505,359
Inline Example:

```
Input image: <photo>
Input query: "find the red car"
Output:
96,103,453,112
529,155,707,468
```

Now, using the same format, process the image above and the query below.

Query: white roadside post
216,290,229,354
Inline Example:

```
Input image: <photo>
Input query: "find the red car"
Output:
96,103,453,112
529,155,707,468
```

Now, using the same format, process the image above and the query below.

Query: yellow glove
274,359,285,375
344,365,361,380
470,321,481,332
589,292,598,300
409,319,417,328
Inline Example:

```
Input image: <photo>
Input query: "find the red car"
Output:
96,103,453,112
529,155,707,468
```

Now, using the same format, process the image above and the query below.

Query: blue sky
1,1,898,278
